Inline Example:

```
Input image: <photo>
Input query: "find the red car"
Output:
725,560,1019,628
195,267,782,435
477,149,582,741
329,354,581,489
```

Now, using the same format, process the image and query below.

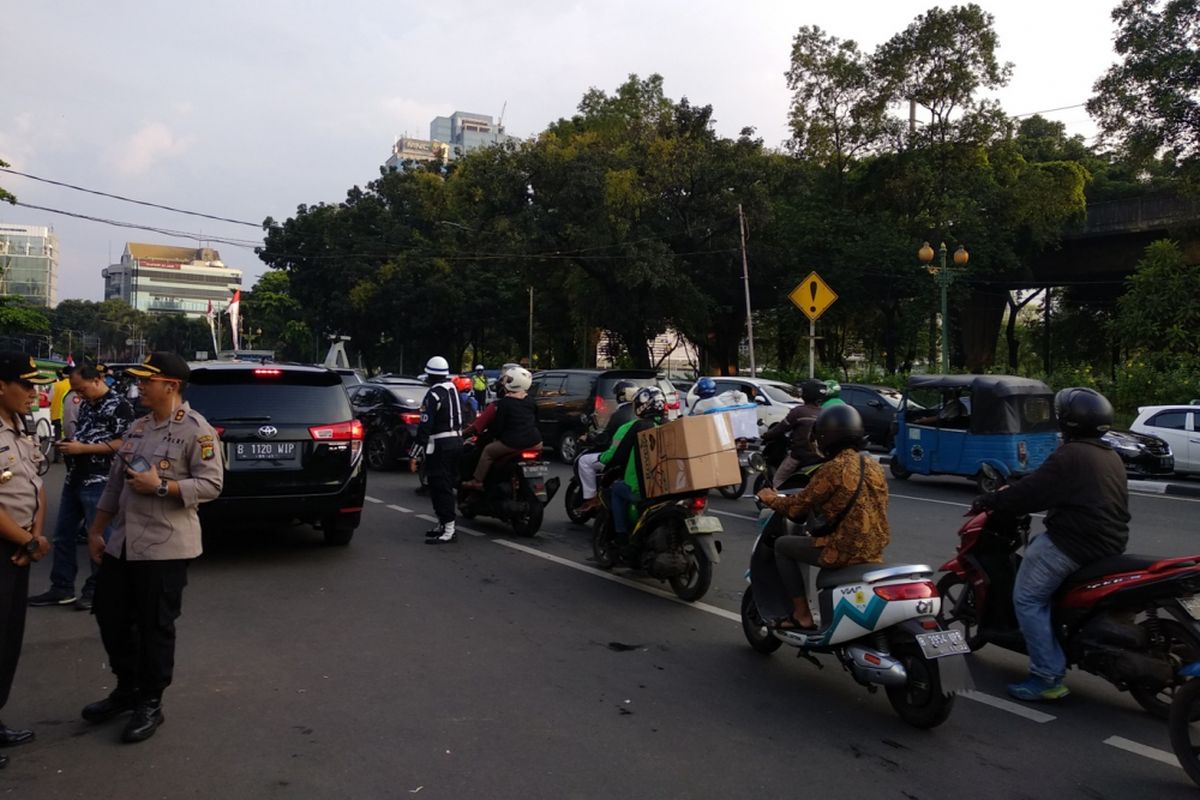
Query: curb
1129,479,1200,498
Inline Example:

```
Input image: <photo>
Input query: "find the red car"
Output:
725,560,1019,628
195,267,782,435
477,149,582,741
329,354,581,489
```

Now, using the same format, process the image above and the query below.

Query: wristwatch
156,479,169,498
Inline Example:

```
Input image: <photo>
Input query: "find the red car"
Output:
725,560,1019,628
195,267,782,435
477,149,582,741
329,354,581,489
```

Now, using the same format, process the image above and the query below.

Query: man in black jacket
973,387,1129,702
765,380,827,488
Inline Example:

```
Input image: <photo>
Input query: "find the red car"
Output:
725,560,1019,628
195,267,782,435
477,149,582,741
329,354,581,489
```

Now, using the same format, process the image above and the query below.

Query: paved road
5,461,1200,798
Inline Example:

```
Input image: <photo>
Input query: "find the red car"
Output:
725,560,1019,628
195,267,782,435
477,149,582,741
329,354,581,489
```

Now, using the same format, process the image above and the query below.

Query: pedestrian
0,352,55,769
49,369,70,461
28,363,135,610
472,365,488,410
81,352,223,743
413,356,463,544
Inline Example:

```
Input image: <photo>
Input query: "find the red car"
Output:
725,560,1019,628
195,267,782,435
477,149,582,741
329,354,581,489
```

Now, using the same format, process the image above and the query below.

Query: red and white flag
226,290,241,350
66,353,75,368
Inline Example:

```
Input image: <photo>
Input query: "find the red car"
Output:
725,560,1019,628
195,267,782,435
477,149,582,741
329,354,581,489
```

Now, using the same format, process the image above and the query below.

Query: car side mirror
868,399,883,409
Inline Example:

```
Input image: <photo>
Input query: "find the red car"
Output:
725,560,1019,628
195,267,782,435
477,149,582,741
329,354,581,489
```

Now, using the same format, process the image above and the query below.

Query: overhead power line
1011,103,1087,119
0,167,262,227
13,201,263,248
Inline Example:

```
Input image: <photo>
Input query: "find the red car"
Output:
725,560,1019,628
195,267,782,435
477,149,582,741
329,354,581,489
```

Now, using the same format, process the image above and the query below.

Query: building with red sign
102,243,243,318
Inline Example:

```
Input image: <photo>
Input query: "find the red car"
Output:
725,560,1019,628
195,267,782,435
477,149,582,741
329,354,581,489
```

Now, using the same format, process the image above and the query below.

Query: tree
0,158,14,205
0,297,49,337
1114,239,1200,365
1089,0,1200,178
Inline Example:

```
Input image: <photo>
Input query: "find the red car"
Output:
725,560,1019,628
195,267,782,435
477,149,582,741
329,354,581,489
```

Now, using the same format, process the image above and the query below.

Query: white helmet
501,366,532,393
425,356,450,377
474,364,484,371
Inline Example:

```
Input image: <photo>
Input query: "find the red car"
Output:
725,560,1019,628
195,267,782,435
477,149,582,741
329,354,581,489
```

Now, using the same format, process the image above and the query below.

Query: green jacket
600,416,662,496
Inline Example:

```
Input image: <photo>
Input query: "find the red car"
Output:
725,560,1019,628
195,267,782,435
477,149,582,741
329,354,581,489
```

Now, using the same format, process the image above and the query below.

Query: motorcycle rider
755,405,889,630
575,380,637,514
822,380,845,408
415,356,464,544
461,367,541,492
690,377,750,415
971,387,1129,702
764,379,827,488
600,387,667,540
453,376,478,425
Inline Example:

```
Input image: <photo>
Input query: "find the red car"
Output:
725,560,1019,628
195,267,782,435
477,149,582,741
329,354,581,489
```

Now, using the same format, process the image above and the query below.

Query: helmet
813,404,865,456
452,376,472,392
425,356,450,377
695,376,718,399
799,379,828,404
824,379,841,398
1054,387,1113,439
501,366,533,394
612,380,637,403
474,364,484,372
633,386,666,419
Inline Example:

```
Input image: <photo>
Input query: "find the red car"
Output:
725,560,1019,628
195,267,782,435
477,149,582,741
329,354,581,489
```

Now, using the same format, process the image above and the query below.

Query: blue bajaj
889,375,1059,493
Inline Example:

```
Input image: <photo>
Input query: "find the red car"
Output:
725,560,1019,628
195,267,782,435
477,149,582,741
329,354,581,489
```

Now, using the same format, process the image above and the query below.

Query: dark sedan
349,381,426,469
840,383,910,450
1102,429,1174,477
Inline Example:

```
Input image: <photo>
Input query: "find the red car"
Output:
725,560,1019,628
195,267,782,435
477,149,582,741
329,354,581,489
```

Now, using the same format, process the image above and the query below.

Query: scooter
937,495,1200,718
741,491,971,729
457,439,560,537
592,489,722,603
716,438,768,499
564,417,607,525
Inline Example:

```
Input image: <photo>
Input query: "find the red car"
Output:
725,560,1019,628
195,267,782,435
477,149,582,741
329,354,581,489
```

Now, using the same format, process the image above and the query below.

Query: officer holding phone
0,352,54,769
82,352,223,744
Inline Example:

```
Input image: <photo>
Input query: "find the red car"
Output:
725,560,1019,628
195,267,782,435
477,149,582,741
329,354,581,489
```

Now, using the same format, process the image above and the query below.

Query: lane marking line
365,496,383,504
387,504,413,513
1103,736,1180,768
890,493,1046,519
709,508,757,522
960,690,1056,723
491,539,741,622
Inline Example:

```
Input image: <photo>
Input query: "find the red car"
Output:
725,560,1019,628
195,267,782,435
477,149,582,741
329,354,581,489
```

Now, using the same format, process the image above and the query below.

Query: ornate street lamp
917,241,969,373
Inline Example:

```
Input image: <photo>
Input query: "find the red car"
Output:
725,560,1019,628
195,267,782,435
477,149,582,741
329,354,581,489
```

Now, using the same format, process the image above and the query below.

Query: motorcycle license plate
1180,596,1200,621
685,516,722,534
915,630,971,659
521,464,549,478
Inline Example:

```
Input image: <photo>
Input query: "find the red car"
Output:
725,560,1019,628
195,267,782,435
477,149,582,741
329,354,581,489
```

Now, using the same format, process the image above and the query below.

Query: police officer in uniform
0,353,54,769
81,352,224,743
415,356,462,544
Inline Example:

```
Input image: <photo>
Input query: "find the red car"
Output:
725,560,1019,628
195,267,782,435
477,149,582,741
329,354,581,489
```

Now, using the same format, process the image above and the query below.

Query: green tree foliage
0,158,14,205
1114,239,1200,364
0,296,49,336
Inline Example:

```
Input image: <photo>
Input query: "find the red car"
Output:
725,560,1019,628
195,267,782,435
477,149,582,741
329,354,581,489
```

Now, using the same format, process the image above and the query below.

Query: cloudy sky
1,1,1119,303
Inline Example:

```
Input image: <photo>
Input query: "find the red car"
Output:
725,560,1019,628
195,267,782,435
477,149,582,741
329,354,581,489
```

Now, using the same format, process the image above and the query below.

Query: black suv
348,379,426,469
529,369,679,463
186,362,367,545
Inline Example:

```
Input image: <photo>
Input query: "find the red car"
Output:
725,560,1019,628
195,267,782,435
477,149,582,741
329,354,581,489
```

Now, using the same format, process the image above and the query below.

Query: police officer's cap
0,352,54,385
127,351,191,382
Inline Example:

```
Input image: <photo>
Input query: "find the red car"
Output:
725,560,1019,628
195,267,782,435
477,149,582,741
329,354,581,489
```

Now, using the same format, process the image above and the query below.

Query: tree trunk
1005,289,1042,372
958,289,1007,372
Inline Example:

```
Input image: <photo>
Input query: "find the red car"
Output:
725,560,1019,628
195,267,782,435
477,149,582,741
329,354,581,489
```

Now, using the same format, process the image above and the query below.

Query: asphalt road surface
5,460,1200,799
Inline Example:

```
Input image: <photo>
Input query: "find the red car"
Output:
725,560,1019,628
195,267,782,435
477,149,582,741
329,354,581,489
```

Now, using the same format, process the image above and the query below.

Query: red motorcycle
937,508,1200,717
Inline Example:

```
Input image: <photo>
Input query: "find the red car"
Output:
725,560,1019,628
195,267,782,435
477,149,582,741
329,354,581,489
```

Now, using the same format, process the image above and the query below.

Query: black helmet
813,404,865,456
799,379,828,405
633,386,666,419
1054,387,1113,439
612,380,636,402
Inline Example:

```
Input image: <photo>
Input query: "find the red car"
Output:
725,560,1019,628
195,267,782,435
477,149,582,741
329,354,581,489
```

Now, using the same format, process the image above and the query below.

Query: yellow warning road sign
789,271,838,322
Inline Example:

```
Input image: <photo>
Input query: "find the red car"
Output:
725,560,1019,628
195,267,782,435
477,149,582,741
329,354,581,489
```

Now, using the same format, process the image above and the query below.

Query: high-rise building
384,136,449,171
0,223,58,307
386,109,517,171
102,243,242,318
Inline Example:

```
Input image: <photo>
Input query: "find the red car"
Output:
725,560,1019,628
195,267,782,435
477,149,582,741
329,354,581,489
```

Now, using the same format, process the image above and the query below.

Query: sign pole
808,319,816,379
738,203,756,376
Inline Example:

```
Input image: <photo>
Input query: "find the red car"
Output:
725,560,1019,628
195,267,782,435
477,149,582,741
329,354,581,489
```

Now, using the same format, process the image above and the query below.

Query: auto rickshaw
889,375,1059,492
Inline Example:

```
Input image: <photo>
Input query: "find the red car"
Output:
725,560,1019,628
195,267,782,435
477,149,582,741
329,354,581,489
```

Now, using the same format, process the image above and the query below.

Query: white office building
102,243,242,318
0,223,58,307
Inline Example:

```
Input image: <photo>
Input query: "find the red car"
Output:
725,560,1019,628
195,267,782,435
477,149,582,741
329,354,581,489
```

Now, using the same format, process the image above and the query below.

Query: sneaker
425,525,443,539
1007,675,1070,702
426,528,457,545
75,594,94,611
27,589,76,607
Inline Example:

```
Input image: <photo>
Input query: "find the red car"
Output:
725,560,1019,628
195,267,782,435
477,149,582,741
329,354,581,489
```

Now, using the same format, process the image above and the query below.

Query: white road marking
1103,736,1180,768
365,496,384,504
960,690,1056,723
387,504,413,513
709,508,757,522
492,539,741,622
890,493,1047,519
416,514,484,537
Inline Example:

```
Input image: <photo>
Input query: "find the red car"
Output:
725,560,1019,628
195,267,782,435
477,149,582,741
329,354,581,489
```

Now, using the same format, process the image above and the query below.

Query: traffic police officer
0,352,54,769
415,355,463,544
82,352,223,743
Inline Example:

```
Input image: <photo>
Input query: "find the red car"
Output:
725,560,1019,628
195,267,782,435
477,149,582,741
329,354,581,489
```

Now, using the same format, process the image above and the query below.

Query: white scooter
741,491,972,729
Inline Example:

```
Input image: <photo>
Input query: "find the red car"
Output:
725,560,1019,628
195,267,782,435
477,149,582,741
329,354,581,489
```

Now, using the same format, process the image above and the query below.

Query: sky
1,0,1120,304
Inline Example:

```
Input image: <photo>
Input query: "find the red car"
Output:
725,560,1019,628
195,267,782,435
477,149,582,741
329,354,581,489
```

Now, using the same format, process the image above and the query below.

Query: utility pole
528,286,534,366
738,203,756,376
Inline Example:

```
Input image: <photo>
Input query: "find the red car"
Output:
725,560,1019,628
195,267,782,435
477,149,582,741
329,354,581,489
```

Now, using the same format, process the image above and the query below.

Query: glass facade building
0,223,58,307
386,110,517,171
102,243,242,318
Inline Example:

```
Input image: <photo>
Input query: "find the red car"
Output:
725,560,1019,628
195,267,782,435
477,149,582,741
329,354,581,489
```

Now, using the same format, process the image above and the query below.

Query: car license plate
521,463,548,478
915,630,971,659
685,516,722,534
234,442,298,462
1180,596,1200,621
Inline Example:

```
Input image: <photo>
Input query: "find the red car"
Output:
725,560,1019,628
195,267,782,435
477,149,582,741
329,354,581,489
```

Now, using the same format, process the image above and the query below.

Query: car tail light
688,496,708,514
594,395,606,414
400,412,422,425
874,581,937,601
309,419,364,460
254,368,283,377
213,425,226,437
920,618,940,630
520,449,541,460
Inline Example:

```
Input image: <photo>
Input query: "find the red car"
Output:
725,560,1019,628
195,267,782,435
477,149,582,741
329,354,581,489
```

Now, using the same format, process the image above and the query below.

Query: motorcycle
564,416,607,525
592,488,722,602
716,438,768,499
1168,662,1200,787
742,492,970,729
457,439,561,537
937,496,1200,718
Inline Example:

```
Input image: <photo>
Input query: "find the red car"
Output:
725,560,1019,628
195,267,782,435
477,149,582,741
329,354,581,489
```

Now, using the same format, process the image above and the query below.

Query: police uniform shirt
0,413,44,530
418,381,462,452
62,391,82,439
96,402,224,561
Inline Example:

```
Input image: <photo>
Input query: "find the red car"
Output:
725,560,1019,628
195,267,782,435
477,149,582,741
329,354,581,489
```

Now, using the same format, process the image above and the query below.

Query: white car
1130,404,1200,475
685,377,802,432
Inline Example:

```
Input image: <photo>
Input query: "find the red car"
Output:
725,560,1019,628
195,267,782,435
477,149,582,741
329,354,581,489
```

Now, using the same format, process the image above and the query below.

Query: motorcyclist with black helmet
971,387,1130,702
600,387,667,540
575,380,638,513
755,404,890,630
763,379,828,488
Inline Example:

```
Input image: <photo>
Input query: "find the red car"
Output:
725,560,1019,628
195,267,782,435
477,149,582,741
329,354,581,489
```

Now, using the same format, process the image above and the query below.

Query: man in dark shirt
28,364,134,610
765,380,827,488
974,387,1129,702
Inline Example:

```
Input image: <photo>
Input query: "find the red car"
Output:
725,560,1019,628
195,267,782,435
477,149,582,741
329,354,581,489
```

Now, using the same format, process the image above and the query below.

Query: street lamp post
917,241,969,373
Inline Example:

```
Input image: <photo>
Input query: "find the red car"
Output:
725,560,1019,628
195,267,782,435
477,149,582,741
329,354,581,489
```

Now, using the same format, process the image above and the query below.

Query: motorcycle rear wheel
718,480,744,500
510,495,544,537
668,534,712,603
740,587,782,654
936,574,986,652
1129,617,1200,719
885,645,955,729
1168,678,1200,788
564,479,592,525
592,514,616,569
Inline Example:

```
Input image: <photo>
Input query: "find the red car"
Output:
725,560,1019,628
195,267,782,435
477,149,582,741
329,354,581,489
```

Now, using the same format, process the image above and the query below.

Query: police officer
0,352,54,769
82,352,224,743
415,356,462,544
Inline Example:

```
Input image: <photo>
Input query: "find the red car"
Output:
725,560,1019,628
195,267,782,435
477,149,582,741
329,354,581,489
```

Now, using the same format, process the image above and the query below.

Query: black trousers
0,542,29,712
426,439,462,525
93,553,189,698
774,536,824,599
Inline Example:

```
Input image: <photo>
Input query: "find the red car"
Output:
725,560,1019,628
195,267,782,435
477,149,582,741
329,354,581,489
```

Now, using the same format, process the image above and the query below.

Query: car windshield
876,389,909,409
386,386,424,407
760,383,802,404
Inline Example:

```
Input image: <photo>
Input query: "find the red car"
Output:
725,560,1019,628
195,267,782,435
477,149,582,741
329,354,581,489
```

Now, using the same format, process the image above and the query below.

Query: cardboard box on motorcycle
637,414,741,498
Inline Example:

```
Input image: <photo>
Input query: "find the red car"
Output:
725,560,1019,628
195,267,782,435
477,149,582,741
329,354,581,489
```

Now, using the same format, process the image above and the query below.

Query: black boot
82,687,138,723
0,753,7,769
122,699,164,743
